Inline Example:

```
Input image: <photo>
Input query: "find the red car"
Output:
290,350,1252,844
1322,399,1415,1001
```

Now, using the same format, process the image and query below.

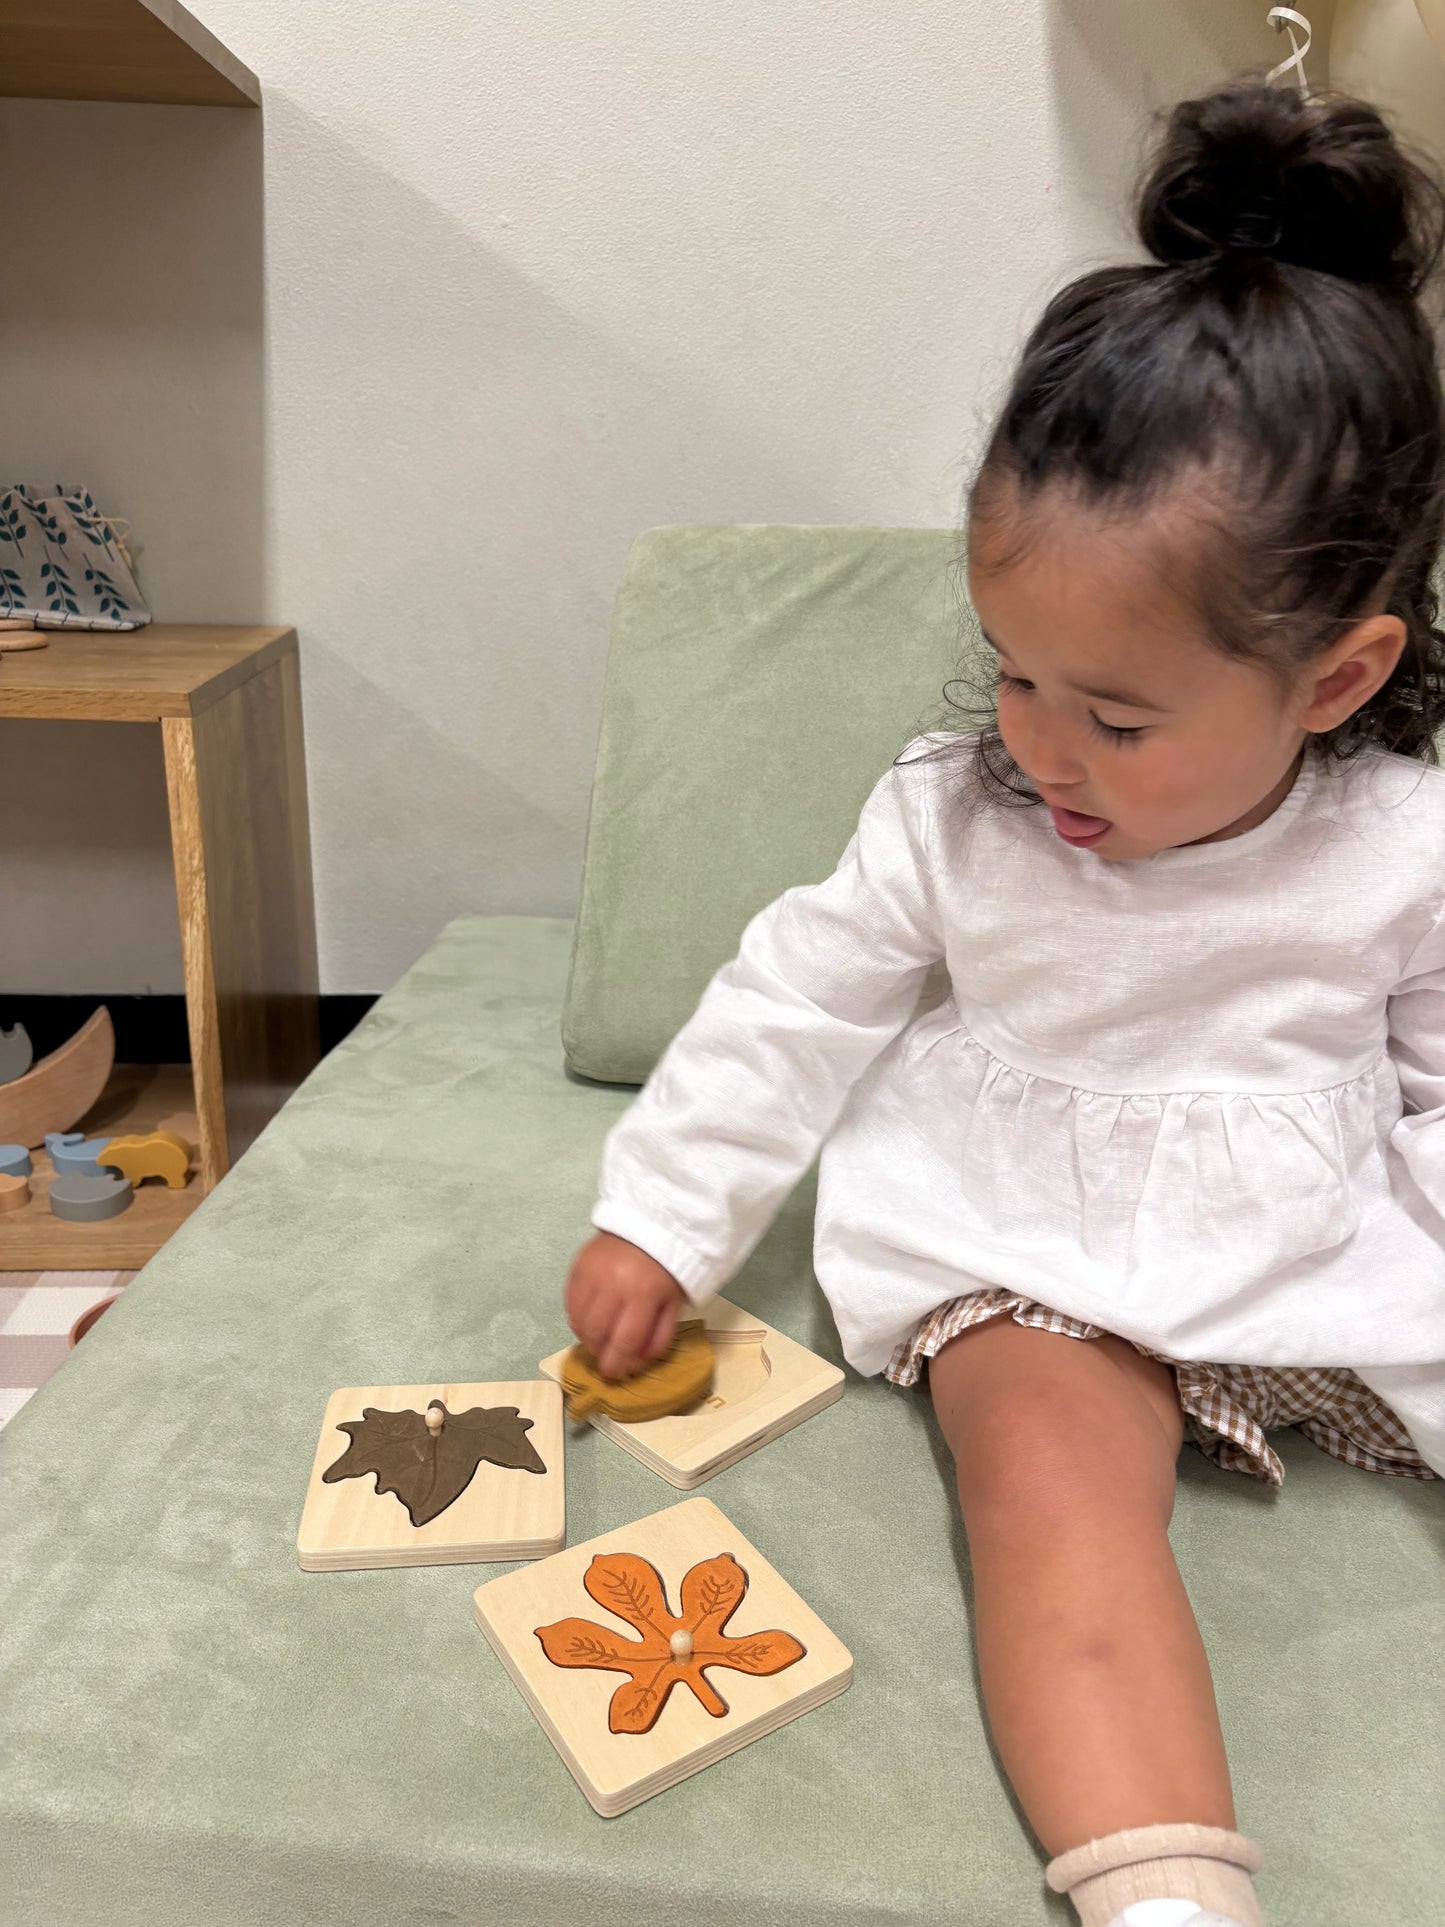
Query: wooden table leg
162,646,320,1188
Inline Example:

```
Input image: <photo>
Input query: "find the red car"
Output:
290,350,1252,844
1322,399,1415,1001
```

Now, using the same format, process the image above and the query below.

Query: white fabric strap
1266,7,1313,96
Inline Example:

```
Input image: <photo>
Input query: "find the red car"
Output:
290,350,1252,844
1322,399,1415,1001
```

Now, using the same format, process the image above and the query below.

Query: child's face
967,492,1312,861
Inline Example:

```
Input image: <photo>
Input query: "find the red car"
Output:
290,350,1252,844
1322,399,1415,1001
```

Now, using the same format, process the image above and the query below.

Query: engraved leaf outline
533,1550,807,1734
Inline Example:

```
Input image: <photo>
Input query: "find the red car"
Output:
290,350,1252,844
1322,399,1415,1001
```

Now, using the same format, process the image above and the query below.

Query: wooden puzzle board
297,1380,564,1570
538,1297,844,1487
472,1494,852,1816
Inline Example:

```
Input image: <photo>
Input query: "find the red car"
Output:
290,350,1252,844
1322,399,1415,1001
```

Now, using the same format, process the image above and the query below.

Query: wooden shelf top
0,1,259,109
0,624,297,720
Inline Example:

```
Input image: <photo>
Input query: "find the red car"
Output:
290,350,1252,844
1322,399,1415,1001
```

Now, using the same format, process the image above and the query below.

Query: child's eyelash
1089,713,1145,746
995,671,1146,746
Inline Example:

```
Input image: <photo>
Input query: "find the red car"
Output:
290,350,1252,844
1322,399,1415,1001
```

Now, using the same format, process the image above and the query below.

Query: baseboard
0,994,378,1064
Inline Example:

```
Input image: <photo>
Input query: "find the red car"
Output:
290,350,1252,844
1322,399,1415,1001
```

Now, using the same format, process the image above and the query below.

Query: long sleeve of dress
1363,899,1445,1476
589,743,947,1303
1385,892,1445,1199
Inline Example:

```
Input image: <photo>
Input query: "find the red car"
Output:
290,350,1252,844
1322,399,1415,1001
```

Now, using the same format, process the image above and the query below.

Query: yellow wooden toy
559,1320,715,1423
98,1129,192,1190
541,1297,845,1489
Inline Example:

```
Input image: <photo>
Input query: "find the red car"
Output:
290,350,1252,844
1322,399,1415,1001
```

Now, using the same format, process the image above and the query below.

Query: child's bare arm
565,1229,687,1380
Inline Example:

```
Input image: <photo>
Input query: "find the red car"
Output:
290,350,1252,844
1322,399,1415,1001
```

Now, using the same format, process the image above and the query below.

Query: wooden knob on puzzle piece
424,1402,445,1437
560,1319,715,1424
669,1629,694,1660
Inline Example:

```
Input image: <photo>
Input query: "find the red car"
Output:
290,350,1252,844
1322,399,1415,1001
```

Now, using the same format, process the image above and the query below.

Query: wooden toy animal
49,1171,133,1222
45,1132,113,1177
98,1129,191,1190
0,1007,114,1148
0,1024,33,1086
0,1172,30,1214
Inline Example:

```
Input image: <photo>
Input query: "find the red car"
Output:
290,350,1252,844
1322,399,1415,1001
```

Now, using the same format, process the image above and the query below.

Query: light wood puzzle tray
296,1380,565,1571
539,1296,845,1487
473,1495,853,1817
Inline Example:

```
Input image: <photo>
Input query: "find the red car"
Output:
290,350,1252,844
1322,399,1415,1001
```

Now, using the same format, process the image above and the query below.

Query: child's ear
1298,614,1408,732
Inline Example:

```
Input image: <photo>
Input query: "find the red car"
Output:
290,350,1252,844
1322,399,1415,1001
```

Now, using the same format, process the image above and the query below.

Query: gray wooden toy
48,1171,133,1222
0,1143,32,1179
0,1024,33,1086
45,1132,114,1178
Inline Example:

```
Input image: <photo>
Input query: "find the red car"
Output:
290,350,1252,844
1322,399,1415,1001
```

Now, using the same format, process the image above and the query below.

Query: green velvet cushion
0,916,1439,1927
562,524,976,1083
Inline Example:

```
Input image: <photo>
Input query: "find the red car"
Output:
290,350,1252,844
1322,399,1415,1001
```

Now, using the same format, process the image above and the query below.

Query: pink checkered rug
0,1272,135,1429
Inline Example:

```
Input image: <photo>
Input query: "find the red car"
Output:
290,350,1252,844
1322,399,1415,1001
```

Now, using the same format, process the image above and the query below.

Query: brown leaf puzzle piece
560,1320,715,1423
322,1401,546,1527
534,1550,806,1734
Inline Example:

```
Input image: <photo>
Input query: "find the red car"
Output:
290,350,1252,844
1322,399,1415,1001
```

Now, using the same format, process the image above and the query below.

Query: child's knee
932,1330,1178,1530
957,1403,1170,1535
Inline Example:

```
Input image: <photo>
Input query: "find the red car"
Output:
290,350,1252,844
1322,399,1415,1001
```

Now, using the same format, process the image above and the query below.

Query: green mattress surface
1,915,1441,1927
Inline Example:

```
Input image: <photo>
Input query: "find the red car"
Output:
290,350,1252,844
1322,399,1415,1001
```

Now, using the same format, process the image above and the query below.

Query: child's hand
565,1230,687,1381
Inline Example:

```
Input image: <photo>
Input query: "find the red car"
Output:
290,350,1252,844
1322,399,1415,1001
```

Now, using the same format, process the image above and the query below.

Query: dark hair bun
1136,79,1445,296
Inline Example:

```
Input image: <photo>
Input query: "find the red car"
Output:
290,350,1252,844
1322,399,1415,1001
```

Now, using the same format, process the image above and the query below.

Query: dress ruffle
913,1011,1387,1288
884,1290,1435,1486
813,1001,1430,1373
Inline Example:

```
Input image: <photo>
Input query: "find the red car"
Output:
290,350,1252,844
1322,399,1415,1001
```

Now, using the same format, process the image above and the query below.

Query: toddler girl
563,76,1445,1927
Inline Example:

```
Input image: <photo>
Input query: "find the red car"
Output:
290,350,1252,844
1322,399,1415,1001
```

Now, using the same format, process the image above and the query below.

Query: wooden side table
0,625,320,1267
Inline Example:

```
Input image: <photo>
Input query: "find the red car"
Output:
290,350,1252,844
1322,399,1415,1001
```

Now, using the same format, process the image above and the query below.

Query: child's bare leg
927,1315,1236,1855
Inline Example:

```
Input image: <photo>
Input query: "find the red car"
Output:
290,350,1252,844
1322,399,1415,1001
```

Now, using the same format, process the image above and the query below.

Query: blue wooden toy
0,1143,32,1179
0,1024,33,1086
45,1132,114,1178
48,1171,133,1222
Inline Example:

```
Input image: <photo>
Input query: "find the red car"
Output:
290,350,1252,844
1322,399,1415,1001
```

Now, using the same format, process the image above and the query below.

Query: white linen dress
589,733,1445,1479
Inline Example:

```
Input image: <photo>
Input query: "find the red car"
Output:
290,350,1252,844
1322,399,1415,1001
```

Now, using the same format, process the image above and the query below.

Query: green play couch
1,527,1439,1927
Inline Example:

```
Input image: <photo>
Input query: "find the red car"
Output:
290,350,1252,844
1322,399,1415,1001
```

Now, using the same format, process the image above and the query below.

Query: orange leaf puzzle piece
534,1550,806,1734
98,1129,192,1190
559,1320,714,1423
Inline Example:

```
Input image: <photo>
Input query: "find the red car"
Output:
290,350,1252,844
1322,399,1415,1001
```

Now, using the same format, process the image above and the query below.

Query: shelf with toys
0,625,319,1269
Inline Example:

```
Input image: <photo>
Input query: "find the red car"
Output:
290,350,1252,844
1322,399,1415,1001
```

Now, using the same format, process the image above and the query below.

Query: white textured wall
0,0,1278,994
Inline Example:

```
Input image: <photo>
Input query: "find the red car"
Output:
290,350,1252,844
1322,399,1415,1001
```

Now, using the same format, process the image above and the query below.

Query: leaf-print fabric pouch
0,484,149,630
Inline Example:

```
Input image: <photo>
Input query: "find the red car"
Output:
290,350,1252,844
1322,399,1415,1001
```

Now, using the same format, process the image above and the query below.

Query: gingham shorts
885,1290,1437,1487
